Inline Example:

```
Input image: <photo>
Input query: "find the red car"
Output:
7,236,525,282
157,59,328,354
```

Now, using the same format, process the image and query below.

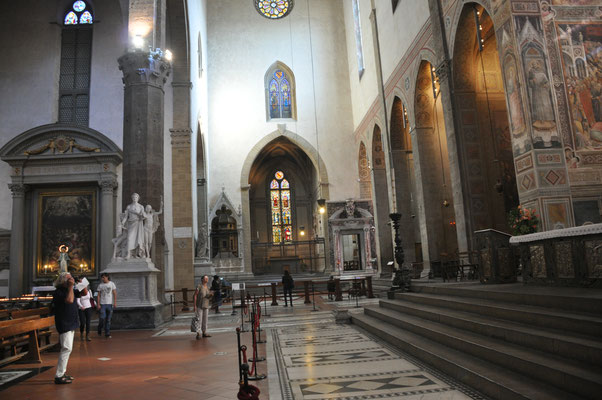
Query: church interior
0,0,601,399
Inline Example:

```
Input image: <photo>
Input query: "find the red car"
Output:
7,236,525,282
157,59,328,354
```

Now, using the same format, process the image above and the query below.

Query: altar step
351,283,602,400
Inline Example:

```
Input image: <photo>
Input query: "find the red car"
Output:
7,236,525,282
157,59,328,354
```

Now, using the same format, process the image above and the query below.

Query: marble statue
112,213,128,260
58,245,70,272
144,197,163,258
195,223,208,258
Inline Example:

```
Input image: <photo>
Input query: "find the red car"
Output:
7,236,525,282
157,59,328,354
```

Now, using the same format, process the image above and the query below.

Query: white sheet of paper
76,277,90,291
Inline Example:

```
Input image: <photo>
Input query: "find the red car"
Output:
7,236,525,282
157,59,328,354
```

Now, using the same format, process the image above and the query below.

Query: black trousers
283,287,293,306
79,307,92,334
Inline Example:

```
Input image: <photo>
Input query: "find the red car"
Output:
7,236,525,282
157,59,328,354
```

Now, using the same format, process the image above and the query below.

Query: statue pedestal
101,259,168,329
194,258,215,286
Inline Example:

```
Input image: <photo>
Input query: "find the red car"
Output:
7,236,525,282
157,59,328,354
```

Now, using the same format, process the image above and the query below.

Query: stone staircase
351,282,602,400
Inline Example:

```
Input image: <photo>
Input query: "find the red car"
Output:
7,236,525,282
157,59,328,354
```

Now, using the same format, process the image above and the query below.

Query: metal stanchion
249,307,265,362
240,290,248,332
256,302,266,344
236,327,243,384
311,281,318,312
262,288,270,317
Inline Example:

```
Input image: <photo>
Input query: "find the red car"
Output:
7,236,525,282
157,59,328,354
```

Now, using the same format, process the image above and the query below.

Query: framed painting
36,190,96,279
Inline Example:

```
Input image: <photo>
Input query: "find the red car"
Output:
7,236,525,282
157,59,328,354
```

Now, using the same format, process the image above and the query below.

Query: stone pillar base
101,259,166,328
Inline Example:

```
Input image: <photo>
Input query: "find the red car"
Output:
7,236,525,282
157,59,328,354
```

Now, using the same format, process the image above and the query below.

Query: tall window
267,69,293,120
270,171,293,243
352,0,365,78
59,1,93,126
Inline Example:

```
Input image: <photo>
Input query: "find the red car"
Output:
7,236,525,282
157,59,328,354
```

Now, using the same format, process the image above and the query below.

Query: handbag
89,292,96,309
190,315,200,332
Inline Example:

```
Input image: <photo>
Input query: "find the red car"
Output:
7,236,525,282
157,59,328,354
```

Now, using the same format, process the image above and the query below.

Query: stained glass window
60,2,93,126
80,11,93,24
267,70,294,120
270,171,293,243
65,11,78,25
255,1,293,19
64,1,93,26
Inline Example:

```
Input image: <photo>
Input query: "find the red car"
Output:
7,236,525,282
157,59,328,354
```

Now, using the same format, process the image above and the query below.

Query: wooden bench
11,307,50,319
0,316,55,366
0,310,10,321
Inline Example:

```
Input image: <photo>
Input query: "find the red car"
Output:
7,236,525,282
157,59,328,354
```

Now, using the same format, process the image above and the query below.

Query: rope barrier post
270,282,278,306
335,278,342,301
262,288,270,317
311,281,318,312
366,275,375,298
236,327,243,384
355,280,360,308
182,288,190,311
256,302,266,344
249,307,265,362
304,281,311,304
240,290,248,332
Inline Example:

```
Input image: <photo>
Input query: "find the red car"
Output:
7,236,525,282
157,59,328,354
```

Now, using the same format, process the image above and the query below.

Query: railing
251,238,326,274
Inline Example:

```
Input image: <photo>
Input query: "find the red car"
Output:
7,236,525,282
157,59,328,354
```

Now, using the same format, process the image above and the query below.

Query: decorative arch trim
0,123,122,160
240,130,328,196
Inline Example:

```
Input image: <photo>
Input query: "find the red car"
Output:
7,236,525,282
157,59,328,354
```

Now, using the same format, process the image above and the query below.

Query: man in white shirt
96,273,117,338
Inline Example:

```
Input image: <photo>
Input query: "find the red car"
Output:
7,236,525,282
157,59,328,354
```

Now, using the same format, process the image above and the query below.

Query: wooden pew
11,307,50,319
0,310,10,320
0,317,55,367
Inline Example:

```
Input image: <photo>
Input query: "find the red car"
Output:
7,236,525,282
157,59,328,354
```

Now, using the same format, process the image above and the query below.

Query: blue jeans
98,304,113,336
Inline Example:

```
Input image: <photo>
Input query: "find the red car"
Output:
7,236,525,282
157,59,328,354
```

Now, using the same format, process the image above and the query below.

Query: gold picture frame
36,190,96,279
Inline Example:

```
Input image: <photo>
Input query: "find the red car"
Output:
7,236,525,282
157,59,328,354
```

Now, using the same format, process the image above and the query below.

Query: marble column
8,183,28,297
427,0,469,256
99,179,117,270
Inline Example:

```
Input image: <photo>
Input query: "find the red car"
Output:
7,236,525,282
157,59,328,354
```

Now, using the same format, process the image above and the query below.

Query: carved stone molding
99,179,118,194
170,128,192,147
118,50,171,89
8,183,29,198
435,59,451,83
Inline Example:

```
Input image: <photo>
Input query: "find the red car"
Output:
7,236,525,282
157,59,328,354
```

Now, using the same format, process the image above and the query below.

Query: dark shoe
284,304,288,307
64,375,74,381
202,334,211,338
54,376,72,384
196,333,200,340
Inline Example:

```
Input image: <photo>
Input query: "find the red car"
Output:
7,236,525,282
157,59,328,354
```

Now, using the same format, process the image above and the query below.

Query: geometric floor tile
303,383,343,394
389,376,430,387
346,380,386,390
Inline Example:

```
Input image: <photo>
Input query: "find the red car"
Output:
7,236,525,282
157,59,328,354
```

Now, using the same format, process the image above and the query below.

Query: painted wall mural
557,22,602,151
515,15,561,149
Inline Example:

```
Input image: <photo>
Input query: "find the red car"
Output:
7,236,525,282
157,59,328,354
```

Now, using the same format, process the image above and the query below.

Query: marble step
352,313,580,400
410,283,602,317
363,306,602,399
378,298,602,365
396,292,602,337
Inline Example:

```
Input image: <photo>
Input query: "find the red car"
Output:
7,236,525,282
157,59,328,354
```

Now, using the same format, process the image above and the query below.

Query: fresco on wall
551,0,598,5
557,23,602,151
503,53,529,154
516,16,561,149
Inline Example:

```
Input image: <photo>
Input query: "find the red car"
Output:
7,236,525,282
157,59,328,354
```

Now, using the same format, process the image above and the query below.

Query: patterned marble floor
269,321,482,399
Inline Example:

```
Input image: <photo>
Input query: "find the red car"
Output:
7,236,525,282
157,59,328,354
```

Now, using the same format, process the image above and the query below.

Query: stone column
170,128,194,290
427,0,469,255
99,179,117,270
8,183,28,297
118,49,171,269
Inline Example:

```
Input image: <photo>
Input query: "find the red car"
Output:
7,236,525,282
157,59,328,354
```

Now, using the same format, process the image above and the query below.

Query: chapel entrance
452,4,519,237
248,137,325,275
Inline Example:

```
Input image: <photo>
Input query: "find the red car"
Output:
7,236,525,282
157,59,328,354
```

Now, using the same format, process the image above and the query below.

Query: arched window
265,64,296,120
59,1,93,126
270,171,293,243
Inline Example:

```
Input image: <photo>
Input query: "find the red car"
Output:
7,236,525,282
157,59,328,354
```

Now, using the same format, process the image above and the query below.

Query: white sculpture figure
143,196,163,259
112,213,128,260
58,245,70,272
195,223,208,258
121,193,147,259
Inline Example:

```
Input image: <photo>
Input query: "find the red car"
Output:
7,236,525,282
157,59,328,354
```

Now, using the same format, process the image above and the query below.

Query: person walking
52,272,81,384
96,273,117,338
327,275,336,301
211,275,222,314
76,279,93,341
193,275,213,339
282,270,294,307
